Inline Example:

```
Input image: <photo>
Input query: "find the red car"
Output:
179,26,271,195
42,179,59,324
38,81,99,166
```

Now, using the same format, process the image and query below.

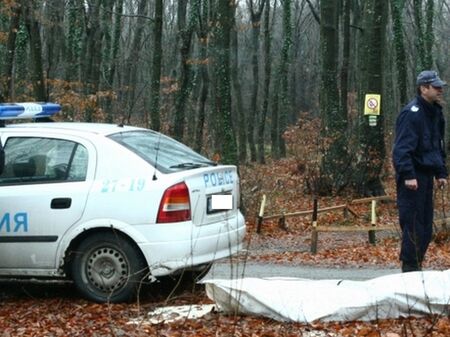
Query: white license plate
207,194,232,214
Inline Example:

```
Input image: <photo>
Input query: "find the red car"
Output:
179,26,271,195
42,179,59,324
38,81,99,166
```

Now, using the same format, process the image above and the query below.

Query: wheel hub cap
87,247,129,293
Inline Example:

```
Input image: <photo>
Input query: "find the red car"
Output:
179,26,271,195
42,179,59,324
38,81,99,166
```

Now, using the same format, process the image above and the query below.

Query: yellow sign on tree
364,94,381,115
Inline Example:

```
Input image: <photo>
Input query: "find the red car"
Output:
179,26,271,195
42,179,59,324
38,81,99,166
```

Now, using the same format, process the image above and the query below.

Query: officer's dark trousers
396,171,434,268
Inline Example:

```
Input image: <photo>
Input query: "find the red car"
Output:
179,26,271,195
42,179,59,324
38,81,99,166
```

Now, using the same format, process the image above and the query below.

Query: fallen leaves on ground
2,156,450,336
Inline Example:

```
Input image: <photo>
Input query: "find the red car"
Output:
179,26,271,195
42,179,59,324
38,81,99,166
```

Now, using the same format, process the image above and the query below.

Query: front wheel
71,232,148,303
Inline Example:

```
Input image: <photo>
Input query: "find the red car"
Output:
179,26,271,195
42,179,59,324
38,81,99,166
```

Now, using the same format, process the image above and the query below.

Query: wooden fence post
256,194,266,234
368,199,376,244
311,198,318,254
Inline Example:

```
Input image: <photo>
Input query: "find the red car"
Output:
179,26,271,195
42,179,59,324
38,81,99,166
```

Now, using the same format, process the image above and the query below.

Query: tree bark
277,0,292,158
65,0,83,82
193,0,210,153
149,0,163,131
172,0,195,141
356,0,387,196
413,0,426,70
247,0,266,162
318,0,346,195
257,0,272,164
390,0,408,106
121,0,146,122
1,2,21,101
22,0,47,101
105,0,123,123
231,3,247,163
212,0,237,164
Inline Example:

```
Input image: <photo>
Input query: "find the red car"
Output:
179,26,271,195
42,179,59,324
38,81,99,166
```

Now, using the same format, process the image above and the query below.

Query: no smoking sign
364,94,381,115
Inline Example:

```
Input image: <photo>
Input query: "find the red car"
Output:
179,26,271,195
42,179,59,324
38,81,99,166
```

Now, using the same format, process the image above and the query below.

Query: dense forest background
0,0,449,196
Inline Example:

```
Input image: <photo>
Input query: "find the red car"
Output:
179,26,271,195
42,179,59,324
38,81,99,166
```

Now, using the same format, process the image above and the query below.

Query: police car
0,102,246,303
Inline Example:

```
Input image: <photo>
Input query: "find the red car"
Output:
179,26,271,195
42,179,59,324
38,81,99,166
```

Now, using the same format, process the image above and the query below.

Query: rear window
109,131,216,173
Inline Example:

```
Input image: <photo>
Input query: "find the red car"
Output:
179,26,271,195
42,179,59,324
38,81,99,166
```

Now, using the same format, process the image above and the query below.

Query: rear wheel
71,232,147,303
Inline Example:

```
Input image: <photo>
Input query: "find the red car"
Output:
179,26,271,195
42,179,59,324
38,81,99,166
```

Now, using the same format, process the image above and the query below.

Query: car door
0,131,95,272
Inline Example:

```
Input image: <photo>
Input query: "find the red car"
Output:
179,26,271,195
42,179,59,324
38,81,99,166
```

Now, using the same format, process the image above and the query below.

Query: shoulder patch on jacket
411,105,419,112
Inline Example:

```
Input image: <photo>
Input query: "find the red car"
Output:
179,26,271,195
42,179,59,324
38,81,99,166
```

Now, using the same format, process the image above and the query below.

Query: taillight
157,182,191,223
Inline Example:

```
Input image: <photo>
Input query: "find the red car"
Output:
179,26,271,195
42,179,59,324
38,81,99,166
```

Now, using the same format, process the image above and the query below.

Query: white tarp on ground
202,270,450,323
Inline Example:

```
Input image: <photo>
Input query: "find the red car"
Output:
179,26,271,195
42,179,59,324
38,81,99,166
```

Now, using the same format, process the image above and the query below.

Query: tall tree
65,0,84,82
44,0,65,81
340,0,350,121
83,0,102,94
257,0,272,164
211,0,237,164
390,0,408,105
277,0,292,158
413,0,434,70
1,2,21,101
22,0,46,101
230,2,247,163
246,0,266,162
270,0,292,160
172,0,196,141
104,0,123,123
356,0,388,195
149,0,163,131
193,0,209,153
423,0,434,69
122,0,147,122
319,0,348,194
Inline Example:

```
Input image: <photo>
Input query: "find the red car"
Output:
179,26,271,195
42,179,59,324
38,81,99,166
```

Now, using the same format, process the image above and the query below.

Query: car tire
188,263,212,282
71,232,148,303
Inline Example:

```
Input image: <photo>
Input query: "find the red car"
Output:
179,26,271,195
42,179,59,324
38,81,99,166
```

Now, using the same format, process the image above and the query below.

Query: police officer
393,70,447,272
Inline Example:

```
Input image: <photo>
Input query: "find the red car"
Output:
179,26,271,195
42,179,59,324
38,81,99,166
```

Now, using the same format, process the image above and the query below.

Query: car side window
0,137,88,185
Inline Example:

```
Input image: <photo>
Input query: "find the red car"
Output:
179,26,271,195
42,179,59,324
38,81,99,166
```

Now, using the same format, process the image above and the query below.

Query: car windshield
109,130,216,173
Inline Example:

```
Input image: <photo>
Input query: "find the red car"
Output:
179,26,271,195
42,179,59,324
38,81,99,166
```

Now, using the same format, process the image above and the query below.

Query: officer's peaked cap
416,70,447,87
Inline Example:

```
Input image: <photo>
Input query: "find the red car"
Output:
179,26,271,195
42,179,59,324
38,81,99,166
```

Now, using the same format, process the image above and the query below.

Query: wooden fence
256,195,398,253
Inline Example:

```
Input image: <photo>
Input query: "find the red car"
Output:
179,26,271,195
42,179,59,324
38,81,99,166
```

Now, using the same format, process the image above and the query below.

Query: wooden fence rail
256,195,398,253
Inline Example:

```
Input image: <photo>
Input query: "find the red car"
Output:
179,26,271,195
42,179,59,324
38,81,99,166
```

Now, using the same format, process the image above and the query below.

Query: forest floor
1,156,450,336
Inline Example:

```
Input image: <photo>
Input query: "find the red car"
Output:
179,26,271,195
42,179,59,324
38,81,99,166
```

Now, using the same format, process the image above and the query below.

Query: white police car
0,102,246,302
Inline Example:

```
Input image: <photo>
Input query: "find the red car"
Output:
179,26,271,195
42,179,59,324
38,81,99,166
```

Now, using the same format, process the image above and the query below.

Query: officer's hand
405,179,418,190
437,178,447,189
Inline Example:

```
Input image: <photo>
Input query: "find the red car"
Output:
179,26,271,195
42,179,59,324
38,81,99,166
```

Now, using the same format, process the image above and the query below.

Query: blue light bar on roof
0,102,61,120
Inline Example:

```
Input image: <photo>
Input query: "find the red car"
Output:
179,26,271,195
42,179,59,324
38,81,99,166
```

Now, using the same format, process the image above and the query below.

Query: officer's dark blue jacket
393,95,448,180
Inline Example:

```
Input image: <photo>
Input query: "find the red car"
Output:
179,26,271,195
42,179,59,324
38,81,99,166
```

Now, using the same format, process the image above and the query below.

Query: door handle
51,198,72,209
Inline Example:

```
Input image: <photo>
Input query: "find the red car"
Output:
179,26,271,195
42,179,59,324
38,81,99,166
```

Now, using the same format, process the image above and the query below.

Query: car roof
3,122,146,136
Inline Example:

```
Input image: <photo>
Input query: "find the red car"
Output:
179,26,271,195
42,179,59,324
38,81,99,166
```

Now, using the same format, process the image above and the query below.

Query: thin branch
305,0,320,24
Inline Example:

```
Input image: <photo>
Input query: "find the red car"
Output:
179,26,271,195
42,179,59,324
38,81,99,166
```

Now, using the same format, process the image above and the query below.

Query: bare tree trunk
340,0,350,122
423,0,434,69
247,0,266,162
318,0,343,195
122,0,146,122
172,0,195,141
1,3,21,101
194,0,209,153
230,6,247,163
356,0,387,196
84,0,102,91
105,0,123,123
66,0,83,82
270,86,280,159
277,0,292,158
413,0,426,70
212,0,237,164
257,0,272,164
44,0,65,82
390,0,408,106
149,0,163,131
22,0,47,101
